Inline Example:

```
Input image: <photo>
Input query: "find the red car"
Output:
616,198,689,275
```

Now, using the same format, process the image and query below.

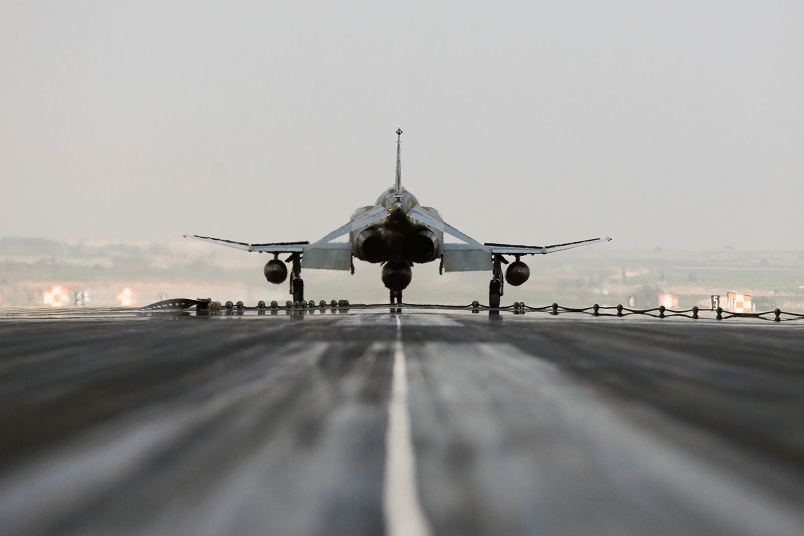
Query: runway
0,310,802,535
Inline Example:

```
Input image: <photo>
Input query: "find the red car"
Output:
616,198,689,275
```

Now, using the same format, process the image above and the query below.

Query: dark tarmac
0,309,802,536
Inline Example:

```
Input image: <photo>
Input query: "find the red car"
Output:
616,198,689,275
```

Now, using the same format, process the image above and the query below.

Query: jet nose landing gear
382,260,411,305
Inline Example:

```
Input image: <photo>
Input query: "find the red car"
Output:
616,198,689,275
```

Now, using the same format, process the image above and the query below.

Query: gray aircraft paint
186,130,610,300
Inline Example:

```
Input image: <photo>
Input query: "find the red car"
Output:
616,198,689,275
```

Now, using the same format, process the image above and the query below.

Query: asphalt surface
0,309,802,536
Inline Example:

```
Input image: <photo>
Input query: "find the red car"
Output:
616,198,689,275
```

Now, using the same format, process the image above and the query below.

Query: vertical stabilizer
395,127,403,195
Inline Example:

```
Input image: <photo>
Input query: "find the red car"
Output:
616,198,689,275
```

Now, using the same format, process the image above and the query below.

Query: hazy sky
1,1,802,250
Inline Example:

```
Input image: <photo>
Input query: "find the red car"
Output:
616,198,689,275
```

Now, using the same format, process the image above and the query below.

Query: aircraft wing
306,205,390,246
186,205,391,269
185,235,308,253
407,207,490,248
485,237,612,256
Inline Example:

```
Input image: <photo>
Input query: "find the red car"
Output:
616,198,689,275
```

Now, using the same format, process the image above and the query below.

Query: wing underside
186,235,308,253
485,237,612,255
439,236,611,272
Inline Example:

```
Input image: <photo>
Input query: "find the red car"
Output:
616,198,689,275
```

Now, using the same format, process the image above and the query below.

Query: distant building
42,285,69,307
726,292,752,313
658,294,678,309
117,287,137,307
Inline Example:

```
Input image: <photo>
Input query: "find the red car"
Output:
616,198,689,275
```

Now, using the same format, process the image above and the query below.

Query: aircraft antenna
395,127,403,195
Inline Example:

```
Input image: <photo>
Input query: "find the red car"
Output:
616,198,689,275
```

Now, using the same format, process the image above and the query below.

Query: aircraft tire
293,278,304,303
489,280,501,308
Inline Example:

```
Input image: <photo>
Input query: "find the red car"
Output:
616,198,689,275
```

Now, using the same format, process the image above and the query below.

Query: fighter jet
186,128,611,305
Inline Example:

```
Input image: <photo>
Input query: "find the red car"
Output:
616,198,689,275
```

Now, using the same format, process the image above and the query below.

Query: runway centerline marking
383,315,432,536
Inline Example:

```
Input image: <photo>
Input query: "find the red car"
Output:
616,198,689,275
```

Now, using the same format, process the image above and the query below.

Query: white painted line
383,316,432,536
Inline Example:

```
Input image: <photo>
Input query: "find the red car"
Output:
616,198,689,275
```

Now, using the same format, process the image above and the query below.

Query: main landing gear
289,253,304,303
489,279,501,308
489,254,504,308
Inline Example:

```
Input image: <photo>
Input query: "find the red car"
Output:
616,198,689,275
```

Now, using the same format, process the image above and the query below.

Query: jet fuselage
350,188,444,270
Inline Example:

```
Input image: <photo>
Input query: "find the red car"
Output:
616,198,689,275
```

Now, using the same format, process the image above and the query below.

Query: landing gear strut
390,289,402,305
489,254,504,308
289,253,304,303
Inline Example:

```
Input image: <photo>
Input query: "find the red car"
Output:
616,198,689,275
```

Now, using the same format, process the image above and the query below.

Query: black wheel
489,280,501,308
292,278,304,303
